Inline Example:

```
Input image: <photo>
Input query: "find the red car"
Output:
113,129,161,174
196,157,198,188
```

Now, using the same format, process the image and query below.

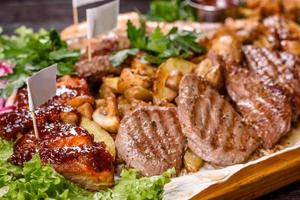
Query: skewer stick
72,7,79,27
88,39,92,61
30,111,39,139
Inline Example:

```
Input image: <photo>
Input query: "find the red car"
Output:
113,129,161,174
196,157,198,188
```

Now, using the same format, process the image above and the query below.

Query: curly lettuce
0,139,173,200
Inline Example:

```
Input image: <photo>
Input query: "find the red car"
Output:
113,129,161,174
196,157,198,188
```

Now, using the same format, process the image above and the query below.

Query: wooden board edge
192,147,300,200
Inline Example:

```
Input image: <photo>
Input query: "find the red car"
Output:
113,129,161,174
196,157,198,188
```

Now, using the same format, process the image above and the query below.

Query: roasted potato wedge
131,57,156,77
102,77,120,93
93,92,120,133
66,95,95,108
153,58,196,104
118,68,152,92
60,112,79,125
195,58,223,88
80,117,116,159
281,40,300,56
184,149,203,172
165,70,183,91
77,102,94,119
124,86,153,102
211,30,242,63
117,96,132,118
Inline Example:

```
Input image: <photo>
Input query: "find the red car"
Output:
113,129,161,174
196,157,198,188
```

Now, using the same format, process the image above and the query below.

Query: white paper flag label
86,0,119,39
72,0,105,8
27,64,57,111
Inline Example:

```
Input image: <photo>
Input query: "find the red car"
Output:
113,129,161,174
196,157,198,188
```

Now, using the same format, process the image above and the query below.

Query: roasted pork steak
225,66,292,148
178,75,259,166
115,106,185,176
243,45,300,120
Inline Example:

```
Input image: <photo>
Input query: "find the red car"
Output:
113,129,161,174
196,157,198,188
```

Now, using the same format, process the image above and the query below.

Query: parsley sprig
110,20,205,67
0,27,80,98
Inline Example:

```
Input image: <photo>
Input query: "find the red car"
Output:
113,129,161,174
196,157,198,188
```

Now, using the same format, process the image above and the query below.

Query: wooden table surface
0,0,300,199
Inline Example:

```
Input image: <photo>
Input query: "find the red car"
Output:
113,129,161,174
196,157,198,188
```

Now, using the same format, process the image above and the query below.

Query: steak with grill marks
115,106,185,176
243,45,300,120
178,75,259,166
225,66,292,148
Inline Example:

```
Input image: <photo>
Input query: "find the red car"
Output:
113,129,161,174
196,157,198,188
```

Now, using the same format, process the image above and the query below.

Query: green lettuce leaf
0,27,80,98
0,139,173,200
94,168,174,200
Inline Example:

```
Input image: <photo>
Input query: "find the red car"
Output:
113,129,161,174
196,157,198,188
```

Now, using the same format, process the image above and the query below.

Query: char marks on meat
243,45,300,120
263,15,300,41
225,66,292,148
178,75,259,166
115,106,185,176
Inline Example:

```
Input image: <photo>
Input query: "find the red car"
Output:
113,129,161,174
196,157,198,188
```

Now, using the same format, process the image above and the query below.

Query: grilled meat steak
75,55,122,80
115,106,185,176
225,66,292,148
11,121,114,190
178,75,259,166
243,45,300,120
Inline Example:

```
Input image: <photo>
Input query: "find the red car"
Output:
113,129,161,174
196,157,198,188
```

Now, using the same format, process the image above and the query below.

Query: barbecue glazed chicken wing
11,122,114,190
0,76,114,190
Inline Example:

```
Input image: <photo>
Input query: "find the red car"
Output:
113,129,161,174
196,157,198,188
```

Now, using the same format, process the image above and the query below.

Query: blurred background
0,0,149,34
0,0,300,199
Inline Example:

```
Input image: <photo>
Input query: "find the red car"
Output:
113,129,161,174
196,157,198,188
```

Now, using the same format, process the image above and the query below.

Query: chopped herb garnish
113,20,205,66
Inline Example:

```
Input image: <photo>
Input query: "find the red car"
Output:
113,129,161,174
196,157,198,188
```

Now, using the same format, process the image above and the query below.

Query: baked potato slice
80,117,116,159
195,58,223,88
153,58,196,104
124,86,153,102
184,149,203,172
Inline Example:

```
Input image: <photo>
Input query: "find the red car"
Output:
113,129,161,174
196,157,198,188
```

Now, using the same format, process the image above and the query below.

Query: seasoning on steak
243,45,300,120
263,15,300,41
178,75,259,166
115,106,185,176
262,15,300,55
225,66,292,148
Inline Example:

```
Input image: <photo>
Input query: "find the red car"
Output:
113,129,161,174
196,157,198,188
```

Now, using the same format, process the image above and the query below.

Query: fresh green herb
0,26,80,98
0,139,173,200
147,0,197,22
109,48,139,67
119,20,205,65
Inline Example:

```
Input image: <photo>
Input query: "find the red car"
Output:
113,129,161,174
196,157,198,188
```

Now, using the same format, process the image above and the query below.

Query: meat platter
1,1,300,199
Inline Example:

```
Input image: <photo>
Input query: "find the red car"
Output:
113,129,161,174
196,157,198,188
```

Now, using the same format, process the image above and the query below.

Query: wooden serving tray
62,16,300,200
192,147,300,199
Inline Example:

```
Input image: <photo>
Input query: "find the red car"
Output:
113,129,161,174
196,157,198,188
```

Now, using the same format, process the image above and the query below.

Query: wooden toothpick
72,7,79,27
88,39,92,61
30,111,39,139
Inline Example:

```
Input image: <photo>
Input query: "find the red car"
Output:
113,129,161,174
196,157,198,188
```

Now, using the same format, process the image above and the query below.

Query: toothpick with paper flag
26,64,57,139
72,0,106,28
86,0,119,61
